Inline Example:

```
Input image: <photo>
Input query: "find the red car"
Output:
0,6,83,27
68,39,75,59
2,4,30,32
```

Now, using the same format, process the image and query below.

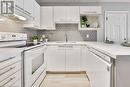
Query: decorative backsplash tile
37,24,97,41
56,24,78,31
80,30,97,41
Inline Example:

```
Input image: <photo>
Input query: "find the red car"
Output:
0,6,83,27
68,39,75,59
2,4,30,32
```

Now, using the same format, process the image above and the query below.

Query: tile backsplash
37,24,97,41
0,16,97,41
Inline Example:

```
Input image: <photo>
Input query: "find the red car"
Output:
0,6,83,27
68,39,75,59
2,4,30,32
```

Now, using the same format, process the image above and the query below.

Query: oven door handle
90,51,112,67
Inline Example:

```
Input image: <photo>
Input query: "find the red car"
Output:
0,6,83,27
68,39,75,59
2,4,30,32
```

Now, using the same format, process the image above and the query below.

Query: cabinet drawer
0,62,21,82
0,70,21,87
11,79,21,87
80,6,102,14
0,55,21,70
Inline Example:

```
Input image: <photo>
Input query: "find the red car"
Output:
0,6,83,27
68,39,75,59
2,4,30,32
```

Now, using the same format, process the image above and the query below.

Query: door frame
105,11,129,41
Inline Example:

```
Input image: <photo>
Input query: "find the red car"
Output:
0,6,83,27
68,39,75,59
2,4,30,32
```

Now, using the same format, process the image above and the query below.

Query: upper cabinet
15,0,34,20
105,11,128,43
80,6,102,15
79,6,102,30
15,0,24,8
54,6,79,23
23,0,41,29
24,0,33,17
33,1,40,28
41,7,55,30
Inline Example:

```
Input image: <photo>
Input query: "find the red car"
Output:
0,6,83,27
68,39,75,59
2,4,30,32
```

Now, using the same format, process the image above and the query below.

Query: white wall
0,16,37,41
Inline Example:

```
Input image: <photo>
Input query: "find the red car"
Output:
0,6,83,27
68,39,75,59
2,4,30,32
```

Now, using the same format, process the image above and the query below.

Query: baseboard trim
46,71,86,74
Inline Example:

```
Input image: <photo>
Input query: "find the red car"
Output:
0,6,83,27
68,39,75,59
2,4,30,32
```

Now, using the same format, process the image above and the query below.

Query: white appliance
87,47,114,87
24,45,46,87
0,32,46,87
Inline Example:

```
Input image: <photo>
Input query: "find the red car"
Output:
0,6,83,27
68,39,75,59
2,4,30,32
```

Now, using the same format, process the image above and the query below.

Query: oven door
24,46,46,87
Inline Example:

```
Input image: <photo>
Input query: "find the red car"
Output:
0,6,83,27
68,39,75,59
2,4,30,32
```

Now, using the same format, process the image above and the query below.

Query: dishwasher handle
90,51,112,67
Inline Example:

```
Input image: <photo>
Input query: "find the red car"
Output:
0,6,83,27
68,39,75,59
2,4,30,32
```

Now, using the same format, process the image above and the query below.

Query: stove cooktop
17,43,41,48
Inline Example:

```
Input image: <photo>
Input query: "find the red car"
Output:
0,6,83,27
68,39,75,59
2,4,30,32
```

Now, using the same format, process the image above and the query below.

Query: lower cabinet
45,45,81,71
45,45,66,71
0,53,22,87
81,45,88,71
66,45,81,71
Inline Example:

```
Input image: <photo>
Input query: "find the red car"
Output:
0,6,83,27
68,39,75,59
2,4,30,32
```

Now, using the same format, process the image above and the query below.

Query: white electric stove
0,32,46,87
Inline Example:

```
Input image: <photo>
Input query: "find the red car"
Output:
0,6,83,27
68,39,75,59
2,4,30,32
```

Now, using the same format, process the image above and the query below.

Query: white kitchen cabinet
33,1,40,28
15,0,24,8
81,45,88,71
45,45,66,71
54,6,79,23
80,6,102,14
66,7,80,22
41,7,55,30
66,45,81,71
24,0,33,17
105,11,128,43
54,6,66,22
79,6,102,30
0,53,22,87
23,0,41,29
46,45,81,71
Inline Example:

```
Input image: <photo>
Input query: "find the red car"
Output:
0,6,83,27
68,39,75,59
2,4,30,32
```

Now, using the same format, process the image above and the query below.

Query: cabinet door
81,46,88,71
67,6,79,22
45,45,66,71
41,7,55,30
54,6,66,22
66,45,81,71
54,6,79,23
105,11,128,43
24,0,33,16
15,0,24,8
34,1,40,27
80,6,102,14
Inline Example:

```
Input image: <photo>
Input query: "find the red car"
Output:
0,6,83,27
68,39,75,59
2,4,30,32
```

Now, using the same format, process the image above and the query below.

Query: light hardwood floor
40,73,91,87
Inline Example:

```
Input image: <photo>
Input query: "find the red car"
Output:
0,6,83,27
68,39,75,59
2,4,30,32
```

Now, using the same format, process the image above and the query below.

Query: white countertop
86,42,130,59
1,41,130,61
45,41,130,59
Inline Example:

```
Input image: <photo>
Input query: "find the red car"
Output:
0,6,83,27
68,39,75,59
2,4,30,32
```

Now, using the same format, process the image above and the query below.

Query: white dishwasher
87,47,114,87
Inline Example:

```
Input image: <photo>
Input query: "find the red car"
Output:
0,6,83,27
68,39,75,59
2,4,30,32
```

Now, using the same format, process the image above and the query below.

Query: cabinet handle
2,77,15,86
58,46,65,48
86,46,90,49
15,5,24,11
107,66,110,72
90,51,112,67
24,10,31,15
0,66,15,76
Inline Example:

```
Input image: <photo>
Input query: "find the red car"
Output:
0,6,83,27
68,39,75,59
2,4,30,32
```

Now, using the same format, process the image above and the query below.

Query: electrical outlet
86,34,89,38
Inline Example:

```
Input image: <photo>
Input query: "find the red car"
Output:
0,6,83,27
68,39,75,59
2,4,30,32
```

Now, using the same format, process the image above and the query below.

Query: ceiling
36,0,130,5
